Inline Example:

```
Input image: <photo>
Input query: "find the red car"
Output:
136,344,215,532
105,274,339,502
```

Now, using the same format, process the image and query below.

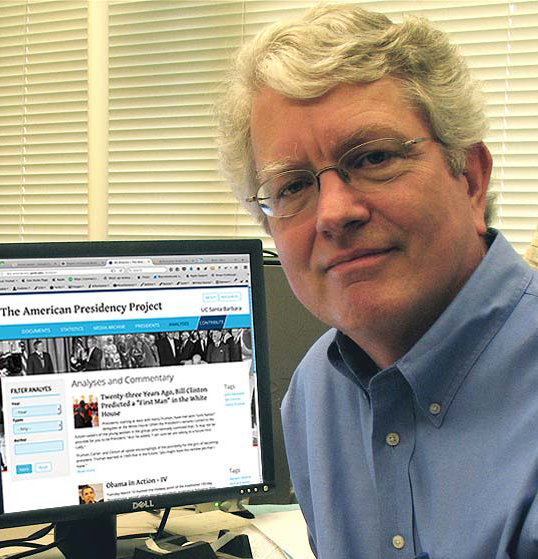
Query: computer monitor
0,239,273,557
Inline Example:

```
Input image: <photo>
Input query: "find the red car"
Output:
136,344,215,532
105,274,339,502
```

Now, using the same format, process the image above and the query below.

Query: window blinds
0,1,536,253
0,0,88,242
107,1,253,241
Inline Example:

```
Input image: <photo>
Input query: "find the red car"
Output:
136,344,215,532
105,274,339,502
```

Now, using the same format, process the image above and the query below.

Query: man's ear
462,142,493,236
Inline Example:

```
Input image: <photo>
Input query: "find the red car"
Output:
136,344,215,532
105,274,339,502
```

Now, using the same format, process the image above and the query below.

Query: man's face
212,330,222,342
81,487,95,504
181,332,189,342
250,79,489,366
35,342,43,353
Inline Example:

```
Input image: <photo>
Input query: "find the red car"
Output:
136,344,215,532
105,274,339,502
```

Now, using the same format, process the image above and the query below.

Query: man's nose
314,168,371,238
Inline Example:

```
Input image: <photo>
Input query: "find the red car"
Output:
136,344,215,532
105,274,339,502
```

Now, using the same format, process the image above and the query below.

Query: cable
0,541,45,552
0,524,53,549
262,249,279,259
154,507,171,540
116,506,171,541
117,531,154,540
1,532,69,559
3,507,172,558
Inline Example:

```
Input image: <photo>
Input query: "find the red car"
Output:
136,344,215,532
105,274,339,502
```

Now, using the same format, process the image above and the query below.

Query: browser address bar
0,268,125,277
128,267,168,273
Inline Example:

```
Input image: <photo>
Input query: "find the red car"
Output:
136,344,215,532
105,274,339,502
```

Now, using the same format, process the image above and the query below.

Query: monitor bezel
0,238,274,529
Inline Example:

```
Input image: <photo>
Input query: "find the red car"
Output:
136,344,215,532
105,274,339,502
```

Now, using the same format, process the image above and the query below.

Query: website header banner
0,287,250,326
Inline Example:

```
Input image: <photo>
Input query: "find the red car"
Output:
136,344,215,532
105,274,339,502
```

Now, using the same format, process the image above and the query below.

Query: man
27,340,54,374
206,330,230,364
5,341,25,376
74,401,90,429
116,334,130,368
142,333,160,367
225,328,243,362
193,329,210,362
155,332,180,366
215,4,538,559
177,330,195,363
83,336,102,371
79,484,100,504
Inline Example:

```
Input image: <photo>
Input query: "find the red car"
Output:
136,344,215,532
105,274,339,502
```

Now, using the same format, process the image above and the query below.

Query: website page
0,255,262,514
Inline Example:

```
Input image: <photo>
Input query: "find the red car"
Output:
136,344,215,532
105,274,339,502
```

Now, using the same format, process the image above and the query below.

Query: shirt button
429,402,442,415
386,432,400,446
392,534,405,549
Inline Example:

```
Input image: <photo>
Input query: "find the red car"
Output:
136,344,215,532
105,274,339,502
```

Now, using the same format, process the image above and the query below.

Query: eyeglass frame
246,136,435,218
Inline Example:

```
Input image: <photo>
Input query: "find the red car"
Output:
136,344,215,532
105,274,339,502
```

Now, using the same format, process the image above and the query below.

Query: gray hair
215,3,493,230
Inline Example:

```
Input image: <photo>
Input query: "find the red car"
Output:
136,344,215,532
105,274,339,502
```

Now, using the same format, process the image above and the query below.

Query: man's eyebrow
256,125,406,179
336,125,405,155
257,157,306,180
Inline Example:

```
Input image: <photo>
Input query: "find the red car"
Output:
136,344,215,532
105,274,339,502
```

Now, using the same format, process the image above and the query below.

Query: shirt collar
329,330,379,392
329,230,533,426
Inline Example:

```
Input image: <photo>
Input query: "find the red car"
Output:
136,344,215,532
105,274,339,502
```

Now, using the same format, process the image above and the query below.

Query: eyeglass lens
257,138,415,217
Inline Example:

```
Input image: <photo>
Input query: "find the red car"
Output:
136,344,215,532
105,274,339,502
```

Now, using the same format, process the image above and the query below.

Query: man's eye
275,176,314,198
347,150,395,169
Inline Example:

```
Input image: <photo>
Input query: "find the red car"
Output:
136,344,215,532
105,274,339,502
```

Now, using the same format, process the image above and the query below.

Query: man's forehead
251,81,426,174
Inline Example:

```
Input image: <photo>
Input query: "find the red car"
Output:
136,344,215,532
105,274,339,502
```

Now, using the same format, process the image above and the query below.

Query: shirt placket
369,367,416,558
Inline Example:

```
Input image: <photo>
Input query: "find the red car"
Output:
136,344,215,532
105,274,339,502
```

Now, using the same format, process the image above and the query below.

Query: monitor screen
0,239,273,529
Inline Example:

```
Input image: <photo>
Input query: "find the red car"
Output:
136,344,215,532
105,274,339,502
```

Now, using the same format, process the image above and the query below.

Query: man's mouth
325,247,395,273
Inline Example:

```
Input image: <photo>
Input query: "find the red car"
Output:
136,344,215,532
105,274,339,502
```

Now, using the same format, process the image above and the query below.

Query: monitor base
133,540,217,558
132,531,252,559
55,514,117,559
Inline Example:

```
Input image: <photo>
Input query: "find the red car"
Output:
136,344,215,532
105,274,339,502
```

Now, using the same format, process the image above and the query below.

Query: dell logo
132,499,155,510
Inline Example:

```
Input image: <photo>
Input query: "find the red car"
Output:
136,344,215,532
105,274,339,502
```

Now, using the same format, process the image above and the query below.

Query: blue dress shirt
282,231,538,559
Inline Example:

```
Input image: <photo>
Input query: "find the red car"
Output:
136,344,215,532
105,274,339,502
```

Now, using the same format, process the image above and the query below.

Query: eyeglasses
246,137,434,218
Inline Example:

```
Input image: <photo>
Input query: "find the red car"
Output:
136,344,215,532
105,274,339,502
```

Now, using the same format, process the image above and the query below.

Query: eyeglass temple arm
404,137,432,147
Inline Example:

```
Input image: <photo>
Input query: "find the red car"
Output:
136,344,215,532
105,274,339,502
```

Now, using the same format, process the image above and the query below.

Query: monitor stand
54,513,252,559
55,514,117,559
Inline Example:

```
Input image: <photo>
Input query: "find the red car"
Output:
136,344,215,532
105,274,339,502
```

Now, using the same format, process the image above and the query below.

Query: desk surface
0,506,313,559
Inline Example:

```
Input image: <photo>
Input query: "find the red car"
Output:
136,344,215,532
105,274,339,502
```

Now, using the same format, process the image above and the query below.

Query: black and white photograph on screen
155,332,180,366
83,336,103,371
206,329,230,363
0,340,28,377
0,426,7,472
194,330,210,362
69,337,86,372
25,338,67,375
103,336,122,369
224,328,244,362
0,329,252,376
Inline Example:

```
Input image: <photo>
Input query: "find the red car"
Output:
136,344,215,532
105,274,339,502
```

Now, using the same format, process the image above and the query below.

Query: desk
0,506,313,559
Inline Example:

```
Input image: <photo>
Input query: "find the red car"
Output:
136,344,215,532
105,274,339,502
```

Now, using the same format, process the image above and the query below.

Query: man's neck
350,326,428,371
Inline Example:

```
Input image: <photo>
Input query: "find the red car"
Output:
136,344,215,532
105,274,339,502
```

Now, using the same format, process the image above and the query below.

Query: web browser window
0,251,264,514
